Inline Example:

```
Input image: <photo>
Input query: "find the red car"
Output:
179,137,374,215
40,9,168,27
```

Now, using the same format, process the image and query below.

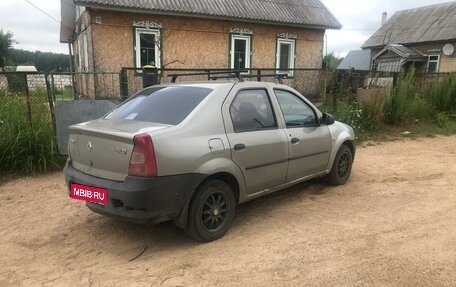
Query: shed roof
362,2,456,49
16,66,38,72
72,0,341,29
337,49,371,71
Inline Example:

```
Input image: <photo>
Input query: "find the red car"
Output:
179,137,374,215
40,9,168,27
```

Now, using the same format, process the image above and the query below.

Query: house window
426,54,440,74
230,35,251,70
276,38,296,76
135,28,161,68
377,60,401,72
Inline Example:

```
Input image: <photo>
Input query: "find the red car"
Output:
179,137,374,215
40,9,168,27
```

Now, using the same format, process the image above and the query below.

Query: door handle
234,144,246,151
291,138,300,144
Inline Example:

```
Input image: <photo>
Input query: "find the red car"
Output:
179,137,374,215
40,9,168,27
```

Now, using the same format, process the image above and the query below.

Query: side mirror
321,113,335,125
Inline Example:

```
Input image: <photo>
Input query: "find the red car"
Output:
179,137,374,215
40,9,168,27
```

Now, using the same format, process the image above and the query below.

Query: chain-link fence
0,72,58,174
48,72,121,101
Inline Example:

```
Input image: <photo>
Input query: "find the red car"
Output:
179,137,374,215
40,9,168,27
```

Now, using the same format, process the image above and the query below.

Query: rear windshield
105,86,213,125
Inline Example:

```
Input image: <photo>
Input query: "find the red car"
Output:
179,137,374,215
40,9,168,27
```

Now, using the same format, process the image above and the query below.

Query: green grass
0,90,61,174
53,87,74,101
355,119,456,142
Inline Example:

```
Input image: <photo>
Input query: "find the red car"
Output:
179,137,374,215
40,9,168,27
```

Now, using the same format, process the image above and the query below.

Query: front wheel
325,145,353,186
186,179,235,242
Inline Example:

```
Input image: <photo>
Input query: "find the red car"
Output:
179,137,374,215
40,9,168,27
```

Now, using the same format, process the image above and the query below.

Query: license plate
70,183,108,205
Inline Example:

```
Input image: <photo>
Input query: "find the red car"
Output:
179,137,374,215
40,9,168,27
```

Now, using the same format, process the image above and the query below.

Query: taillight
128,133,157,177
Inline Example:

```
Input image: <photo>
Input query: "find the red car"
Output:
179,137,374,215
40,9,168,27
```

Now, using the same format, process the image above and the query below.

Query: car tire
185,179,235,242
325,144,353,186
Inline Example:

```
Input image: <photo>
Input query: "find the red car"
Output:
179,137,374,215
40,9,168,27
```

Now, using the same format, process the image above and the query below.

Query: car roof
155,80,284,89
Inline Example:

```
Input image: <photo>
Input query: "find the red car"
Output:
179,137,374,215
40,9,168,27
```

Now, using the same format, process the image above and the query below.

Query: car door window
230,89,277,133
274,89,317,127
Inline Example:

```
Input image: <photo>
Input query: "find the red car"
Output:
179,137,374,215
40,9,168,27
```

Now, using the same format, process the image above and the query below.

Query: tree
10,49,70,72
0,29,15,68
323,52,342,72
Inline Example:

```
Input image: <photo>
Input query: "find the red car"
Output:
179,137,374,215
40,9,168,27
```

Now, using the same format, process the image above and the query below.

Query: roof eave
76,3,341,30
60,0,76,43
363,37,456,50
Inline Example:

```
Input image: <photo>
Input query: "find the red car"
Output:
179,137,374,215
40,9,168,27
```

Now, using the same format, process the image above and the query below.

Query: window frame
273,88,319,128
133,27,161,69
426,53,440,74
229,34,252,70
229,88,278,133
276,38,296,77
77,32,89,72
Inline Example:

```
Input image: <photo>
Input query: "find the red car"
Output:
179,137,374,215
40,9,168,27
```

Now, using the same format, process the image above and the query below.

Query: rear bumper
64,161,205,224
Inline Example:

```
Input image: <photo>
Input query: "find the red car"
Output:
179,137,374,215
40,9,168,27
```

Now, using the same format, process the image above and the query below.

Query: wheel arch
343,139,356,161
173,171,241,229
326,132,356,174
203,172,240,204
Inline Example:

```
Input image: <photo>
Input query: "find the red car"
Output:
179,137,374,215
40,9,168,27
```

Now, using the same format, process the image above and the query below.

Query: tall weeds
323,69,456,135
427,73,456,113
0,91,59,174
384,68,416,124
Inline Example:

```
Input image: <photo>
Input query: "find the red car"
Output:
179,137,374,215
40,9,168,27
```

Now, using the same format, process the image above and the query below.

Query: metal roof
72,0,341,29
373,44,427,61
337,49,371,71
362,1,456,49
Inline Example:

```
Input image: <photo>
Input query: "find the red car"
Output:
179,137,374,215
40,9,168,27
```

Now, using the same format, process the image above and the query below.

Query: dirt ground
1,136,455,287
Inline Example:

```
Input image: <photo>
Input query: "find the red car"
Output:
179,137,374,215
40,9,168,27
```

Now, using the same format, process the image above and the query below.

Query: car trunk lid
68,119,170,181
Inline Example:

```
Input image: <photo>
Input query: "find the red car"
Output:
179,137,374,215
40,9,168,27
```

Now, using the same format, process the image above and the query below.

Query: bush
321,90,386,133
427,73,456,112
435,112,449,129
384,68,416,124
359,93,386,131
0,91,59,174
323,68,456,138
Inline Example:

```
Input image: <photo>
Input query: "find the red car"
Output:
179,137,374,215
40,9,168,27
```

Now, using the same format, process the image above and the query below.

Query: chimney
381,12,387,25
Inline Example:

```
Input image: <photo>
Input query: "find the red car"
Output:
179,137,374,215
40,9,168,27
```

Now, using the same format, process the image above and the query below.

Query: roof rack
241,72,289,84
168,69,289,84
169,70,247,83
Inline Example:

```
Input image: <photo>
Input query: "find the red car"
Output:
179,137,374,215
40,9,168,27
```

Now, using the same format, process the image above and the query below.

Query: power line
23,0,60,24
23,0,75,31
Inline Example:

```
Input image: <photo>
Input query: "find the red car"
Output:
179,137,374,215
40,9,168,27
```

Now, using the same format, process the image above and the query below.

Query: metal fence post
120,68,128,100
45,73,57,138
24,73,33,127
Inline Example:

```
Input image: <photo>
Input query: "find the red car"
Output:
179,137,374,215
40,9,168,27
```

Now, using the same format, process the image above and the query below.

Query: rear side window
230,89,277,132
105,86,213,125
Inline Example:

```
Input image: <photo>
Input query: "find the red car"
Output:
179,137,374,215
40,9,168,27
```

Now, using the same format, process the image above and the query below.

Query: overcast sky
0,0,453,56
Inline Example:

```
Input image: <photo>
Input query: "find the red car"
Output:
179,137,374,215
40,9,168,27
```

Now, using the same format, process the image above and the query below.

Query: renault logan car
64,81,355,242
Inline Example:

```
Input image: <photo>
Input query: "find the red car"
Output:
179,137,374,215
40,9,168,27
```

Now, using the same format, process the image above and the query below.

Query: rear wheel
326,145,353,186
186,179,235,242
